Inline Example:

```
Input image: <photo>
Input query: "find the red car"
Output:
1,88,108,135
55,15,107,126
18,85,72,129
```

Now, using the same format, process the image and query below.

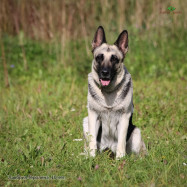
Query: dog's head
92,26,128,87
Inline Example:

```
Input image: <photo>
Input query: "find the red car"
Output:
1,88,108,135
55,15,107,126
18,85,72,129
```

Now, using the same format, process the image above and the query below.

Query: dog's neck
92,63,126,93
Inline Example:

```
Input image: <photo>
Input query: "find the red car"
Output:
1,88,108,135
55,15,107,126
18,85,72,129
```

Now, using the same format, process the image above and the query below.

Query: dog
83,26,146,159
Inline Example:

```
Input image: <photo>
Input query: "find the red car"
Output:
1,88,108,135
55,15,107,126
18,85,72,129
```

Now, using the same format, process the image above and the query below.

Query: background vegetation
0,0,186,186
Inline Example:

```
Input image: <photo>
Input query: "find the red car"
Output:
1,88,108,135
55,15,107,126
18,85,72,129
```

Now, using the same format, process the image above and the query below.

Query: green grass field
0,33,186,186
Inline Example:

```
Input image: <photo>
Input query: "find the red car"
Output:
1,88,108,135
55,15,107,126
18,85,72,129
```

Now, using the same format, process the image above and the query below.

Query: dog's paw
89,149,96,157
89,141,97,157
116,151,125,160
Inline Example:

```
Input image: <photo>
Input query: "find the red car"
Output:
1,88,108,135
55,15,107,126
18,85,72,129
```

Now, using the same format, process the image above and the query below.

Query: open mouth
100,79,110,86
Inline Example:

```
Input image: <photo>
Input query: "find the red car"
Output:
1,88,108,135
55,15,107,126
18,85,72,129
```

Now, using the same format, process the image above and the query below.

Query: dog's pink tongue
100,79,110,86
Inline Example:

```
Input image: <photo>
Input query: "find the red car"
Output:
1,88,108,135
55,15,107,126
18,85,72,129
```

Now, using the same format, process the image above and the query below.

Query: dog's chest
99,110,120,139
102,91,118,106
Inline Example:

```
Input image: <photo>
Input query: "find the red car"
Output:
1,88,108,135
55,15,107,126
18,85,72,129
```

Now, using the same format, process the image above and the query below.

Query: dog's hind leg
126,127,147,155
83,117,89,155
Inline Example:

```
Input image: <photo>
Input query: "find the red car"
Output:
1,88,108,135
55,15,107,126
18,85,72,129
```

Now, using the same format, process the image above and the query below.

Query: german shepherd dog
83,26,146,159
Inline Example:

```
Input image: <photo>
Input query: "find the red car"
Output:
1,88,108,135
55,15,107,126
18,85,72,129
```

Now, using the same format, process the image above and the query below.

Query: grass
0,33,186,186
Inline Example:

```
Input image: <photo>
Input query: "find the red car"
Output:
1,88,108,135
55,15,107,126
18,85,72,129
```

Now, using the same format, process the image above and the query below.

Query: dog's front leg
88,108,98,157
116,113,131,159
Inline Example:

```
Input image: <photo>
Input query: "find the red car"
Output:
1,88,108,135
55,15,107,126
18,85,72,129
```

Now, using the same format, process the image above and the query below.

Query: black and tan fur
83,26,146,159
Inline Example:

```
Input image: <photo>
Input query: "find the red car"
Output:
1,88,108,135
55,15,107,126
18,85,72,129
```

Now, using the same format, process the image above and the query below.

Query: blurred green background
0,0,186,86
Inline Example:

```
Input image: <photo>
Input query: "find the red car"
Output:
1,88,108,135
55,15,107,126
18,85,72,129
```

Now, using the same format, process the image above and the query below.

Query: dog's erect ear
114,30,128,56
92,26,107,52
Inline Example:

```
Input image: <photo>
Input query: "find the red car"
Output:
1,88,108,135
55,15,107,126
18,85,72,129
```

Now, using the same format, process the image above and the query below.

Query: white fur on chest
88,85,133,113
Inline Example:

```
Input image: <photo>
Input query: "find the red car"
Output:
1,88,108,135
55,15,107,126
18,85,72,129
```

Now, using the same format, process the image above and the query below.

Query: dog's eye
111,55,119,63
95,54,104,63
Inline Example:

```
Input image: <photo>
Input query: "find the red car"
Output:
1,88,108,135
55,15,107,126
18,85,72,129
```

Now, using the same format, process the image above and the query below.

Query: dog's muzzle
100,69,111,86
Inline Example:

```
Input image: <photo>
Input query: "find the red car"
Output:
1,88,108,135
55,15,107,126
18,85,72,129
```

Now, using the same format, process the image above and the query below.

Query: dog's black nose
101,69,109,77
